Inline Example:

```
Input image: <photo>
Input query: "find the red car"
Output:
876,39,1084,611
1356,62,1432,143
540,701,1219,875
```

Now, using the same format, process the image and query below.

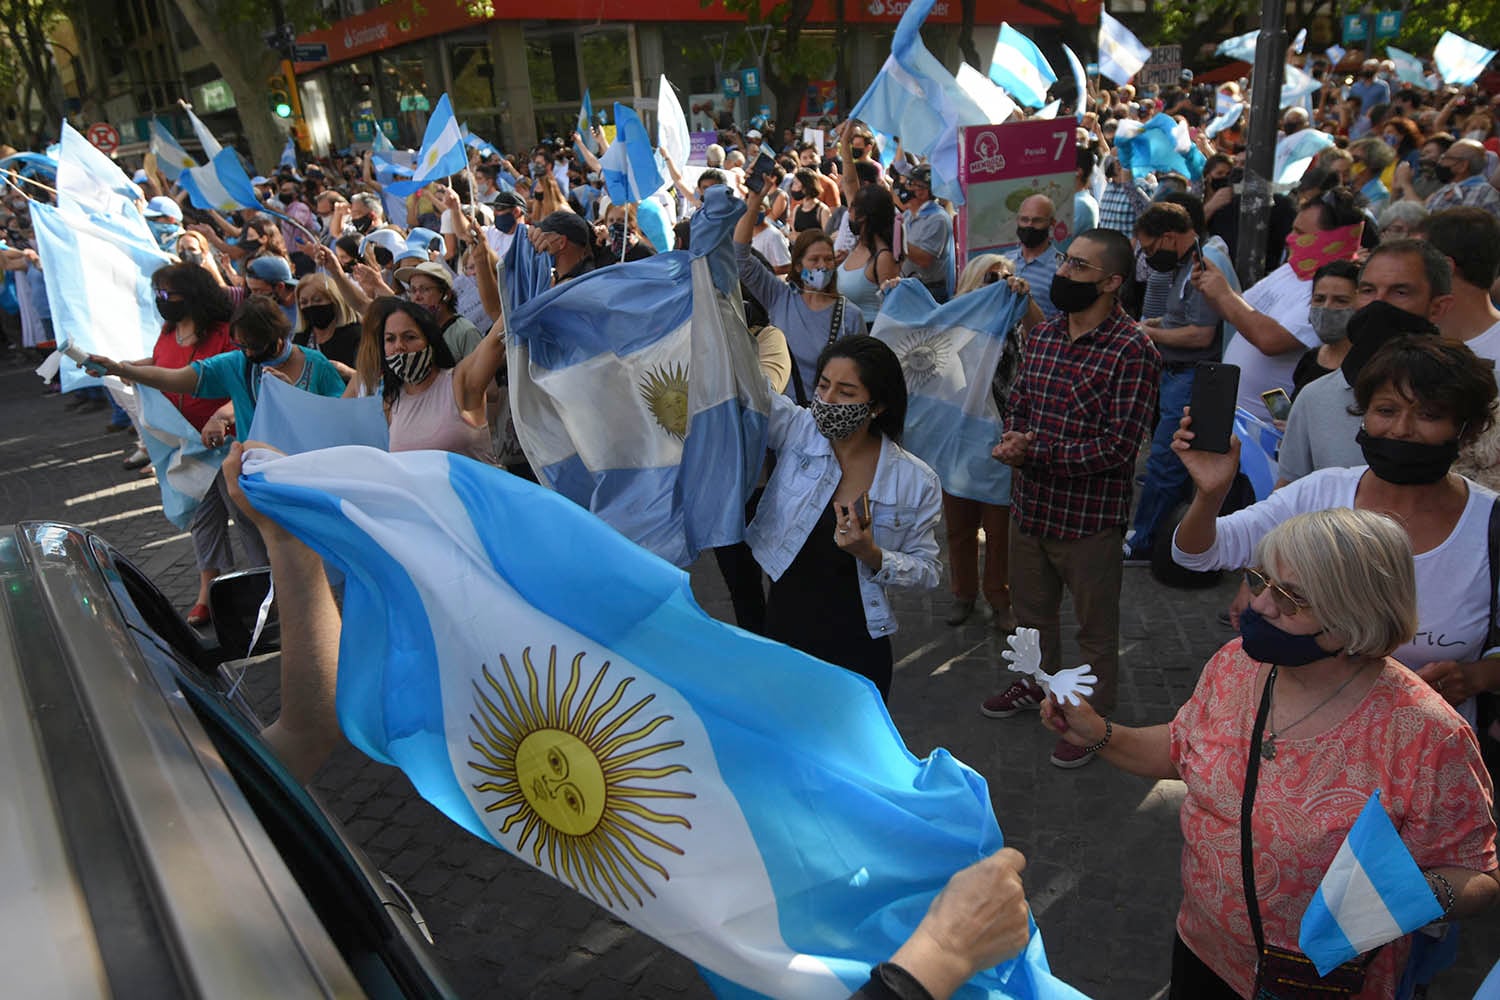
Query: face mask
302,303,337,329
1282,122,1301,135
180,249,203,266
1465,130,1487,141
1355,427,1459,485
1382,133,1400,148
1145,247,1180,272
789,187,805,200
810,395,871,440
279,193,297,205
1433,163,1456,184
148,220,178,245
1207,175,1231,190
156,296,189,323
755,211,767,226
1285,222,1361,281
386,345,434,384
1016,225,1050,249
530,163,546,178
1048,273,1103,314
609,222,627,241
851,146,867,159
240,239,262,256
801,266,833,291
1239,607,1330,667
1308,305,1355,344
246,336,292,366
847,215,863,238
496,213,517,234
352,215,374,233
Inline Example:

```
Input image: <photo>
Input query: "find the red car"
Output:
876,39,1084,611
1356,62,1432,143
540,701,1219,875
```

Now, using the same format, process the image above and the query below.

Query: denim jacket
746,393,942,638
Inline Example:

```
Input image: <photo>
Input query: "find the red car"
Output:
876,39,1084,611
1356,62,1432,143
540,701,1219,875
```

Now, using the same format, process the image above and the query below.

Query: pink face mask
1286,222,1362,281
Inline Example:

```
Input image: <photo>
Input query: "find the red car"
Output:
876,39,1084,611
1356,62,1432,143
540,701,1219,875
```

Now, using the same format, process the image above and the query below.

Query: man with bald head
1004,194,1060,319
1426,139,1500,221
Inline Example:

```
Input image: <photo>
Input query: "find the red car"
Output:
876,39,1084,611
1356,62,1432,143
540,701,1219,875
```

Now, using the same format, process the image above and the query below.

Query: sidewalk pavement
0,360,1492,999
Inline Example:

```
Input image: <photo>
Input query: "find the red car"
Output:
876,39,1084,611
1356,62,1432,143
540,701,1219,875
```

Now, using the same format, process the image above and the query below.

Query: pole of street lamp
1233,18,1287,288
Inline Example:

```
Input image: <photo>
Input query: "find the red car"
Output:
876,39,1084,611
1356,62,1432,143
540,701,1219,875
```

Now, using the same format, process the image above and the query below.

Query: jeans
1127,366,1195,557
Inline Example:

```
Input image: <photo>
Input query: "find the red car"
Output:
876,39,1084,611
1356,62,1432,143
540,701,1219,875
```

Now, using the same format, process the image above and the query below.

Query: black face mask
1239,607,1331,667
352,215,374,233
1207,175,1231,191
1145,248,1180,272
278,193,297,205
847,215,864,238
1339,300,1438,386
240,239,262,255
242,338,281,365
1016,225,1050,249
1355,427,1459,485
156,297,189,323
1282,122,1302,135
1433,163,1456,184
1049,274,1103,314
302,303,337,329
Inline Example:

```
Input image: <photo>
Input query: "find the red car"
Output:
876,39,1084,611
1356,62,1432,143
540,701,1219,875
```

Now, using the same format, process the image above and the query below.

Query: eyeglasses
1054,251,1103,274
1244,568,1312,617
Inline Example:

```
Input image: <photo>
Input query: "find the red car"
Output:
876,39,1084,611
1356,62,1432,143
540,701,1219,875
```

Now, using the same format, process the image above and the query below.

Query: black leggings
1170,933,1242,1000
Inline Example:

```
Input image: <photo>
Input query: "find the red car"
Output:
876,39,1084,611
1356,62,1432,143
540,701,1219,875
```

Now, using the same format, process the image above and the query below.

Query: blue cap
245,254,294,285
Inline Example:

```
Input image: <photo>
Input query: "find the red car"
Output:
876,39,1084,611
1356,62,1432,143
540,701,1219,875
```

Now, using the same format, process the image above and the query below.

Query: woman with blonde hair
938,254,1043,628
291,272,361,373
1047,507,1498,998
530,171,572,219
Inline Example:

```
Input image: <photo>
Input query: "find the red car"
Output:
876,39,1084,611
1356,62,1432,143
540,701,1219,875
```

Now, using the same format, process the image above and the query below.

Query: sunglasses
1244,568,1311,617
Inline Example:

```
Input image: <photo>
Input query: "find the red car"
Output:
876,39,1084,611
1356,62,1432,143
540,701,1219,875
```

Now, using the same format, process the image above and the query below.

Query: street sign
377,117,398,138
293,43,328,63
721,75,743,99
740,67,761,97
1374,11,1402,40
1342,14,1369,44
86,122,120,155
351,119,374,141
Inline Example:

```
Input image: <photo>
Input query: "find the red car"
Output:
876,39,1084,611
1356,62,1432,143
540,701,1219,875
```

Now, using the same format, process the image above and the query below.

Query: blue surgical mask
801,267,833,291
1239,607,1330,667
496,213,517,234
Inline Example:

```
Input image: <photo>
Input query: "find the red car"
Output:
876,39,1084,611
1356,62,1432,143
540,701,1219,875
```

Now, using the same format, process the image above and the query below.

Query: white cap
143,196,183,222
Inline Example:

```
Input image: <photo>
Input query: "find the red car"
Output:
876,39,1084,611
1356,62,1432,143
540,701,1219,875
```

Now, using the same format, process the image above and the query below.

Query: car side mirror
209,568,280,657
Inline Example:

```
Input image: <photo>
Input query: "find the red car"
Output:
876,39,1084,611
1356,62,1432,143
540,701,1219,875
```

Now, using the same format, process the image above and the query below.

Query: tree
702,0,838,127
0,0,68,142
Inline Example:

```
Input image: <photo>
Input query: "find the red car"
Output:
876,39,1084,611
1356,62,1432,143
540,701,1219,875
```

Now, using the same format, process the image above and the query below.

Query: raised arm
455,314,506,413
88,355,201,395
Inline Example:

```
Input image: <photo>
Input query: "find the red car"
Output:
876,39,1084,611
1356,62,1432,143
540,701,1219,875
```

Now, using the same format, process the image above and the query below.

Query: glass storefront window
658,25,719,95
526,32,577,105
450,42,499,111
578,28,632,101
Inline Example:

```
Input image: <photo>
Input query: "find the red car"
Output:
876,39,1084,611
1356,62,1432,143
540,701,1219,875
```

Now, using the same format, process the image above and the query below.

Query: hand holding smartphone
745,152,777,195
1261,388,1292,423
1187,361,1240,453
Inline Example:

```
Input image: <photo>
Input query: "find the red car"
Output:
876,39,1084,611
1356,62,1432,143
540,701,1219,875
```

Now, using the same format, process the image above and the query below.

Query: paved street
1,359,1494,999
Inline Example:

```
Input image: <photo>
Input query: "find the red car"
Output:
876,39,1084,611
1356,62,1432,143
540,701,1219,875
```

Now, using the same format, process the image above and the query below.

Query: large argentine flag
1098,12,1151,85
1299,791,1443,976
1274,127,1335,186
179,147,261,213
507,188,768,568
384,93,468,197
247,375,390,456
182,103,223,160
56,120,142,220
1387,47,1430,88
871,279,1028,505
149,119,197,181
236,442,1085,999
1434,31,1497,86
599,102,667,205
989,23,1057,109
848,0,988,204
137,386,228,528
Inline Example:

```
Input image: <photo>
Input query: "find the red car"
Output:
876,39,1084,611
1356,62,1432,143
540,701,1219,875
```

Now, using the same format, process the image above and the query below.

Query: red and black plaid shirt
1008,304,1161,540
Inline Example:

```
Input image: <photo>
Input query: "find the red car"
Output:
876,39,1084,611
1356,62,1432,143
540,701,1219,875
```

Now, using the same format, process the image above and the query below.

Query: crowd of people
1,38,1499,997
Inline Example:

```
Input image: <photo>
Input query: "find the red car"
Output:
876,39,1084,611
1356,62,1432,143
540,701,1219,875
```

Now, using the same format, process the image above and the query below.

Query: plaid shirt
1098,179,1150,236
1008,304,1161,539
1425,175,1500,222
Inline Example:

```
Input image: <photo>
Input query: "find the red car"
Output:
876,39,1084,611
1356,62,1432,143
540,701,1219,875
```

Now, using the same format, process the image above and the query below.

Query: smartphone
1261,388,1292,423
1187,361,1240,453
858,493,872,529
745,151,777,195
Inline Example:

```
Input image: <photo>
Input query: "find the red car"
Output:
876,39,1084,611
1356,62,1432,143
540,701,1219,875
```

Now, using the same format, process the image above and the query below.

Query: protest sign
956,119,1076,263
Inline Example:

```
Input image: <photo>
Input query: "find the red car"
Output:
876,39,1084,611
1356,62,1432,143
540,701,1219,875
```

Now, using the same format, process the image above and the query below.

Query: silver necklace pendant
1261,734,1278,761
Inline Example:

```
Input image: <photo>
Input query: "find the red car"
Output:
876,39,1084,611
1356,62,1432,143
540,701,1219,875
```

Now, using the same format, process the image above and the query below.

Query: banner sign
1137,45,1182,87
956,119,1076,263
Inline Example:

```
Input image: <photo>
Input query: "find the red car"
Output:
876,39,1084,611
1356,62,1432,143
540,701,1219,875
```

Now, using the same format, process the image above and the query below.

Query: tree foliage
702,0,837,124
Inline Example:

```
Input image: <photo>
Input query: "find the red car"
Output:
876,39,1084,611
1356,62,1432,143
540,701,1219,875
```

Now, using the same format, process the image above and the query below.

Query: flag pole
1,172,59,197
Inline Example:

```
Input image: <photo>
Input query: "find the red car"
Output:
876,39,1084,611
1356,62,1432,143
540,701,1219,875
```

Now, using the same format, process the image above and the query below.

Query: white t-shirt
1174,465,1494,723
1462,318,1500,369
1221,262,1320,419
751,225,791,268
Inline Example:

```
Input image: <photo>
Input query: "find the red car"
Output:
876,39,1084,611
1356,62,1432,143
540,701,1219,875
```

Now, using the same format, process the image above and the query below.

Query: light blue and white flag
1299,791,1444,976
279,135,297,171
989,23,1057,109
462,127,501,160
577,89,599,154
1061,44,1088,121
30,199,170,392
384,93,468,197
183,103,223,159
236,438,1085,999
56,120,143,219
1098,12,1152,85
149,119,197,181
1035,100,1062,120
1434,31,1496,86
1293,27,1307,54
599,102,667,206
507,188,766,567
1114,112,1206,181
955,63,1018,125
1274,127,1335,186
179,147,262,213
137,385,228,527
1283,62,1320,107
247,375,389,455
871,280,1029,505
1216,29,1260,62
372,122,397,153
658,75,692,172
847,0,988,204
1326,44,1347,65
1387,47,1430,88
1234,408,1282,501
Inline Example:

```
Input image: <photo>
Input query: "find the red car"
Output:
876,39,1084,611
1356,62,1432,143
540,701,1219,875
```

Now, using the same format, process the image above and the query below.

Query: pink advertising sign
956,119,1077,263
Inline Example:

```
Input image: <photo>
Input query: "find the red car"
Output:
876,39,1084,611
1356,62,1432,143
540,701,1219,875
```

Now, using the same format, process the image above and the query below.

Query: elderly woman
748,335,942,701
393,259,482,361
1377,200,1427,242
291,272,361,372
1174,335,1500,723
1047,508,1498,998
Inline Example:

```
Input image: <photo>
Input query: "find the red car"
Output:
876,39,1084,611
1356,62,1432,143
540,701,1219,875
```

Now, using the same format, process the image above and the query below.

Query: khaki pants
942,491,1010,611
1008,525,1123,715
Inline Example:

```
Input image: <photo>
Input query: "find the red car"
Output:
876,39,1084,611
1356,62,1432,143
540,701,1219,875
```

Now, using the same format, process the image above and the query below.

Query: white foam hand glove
1038,664,1097,707
1001,628,1042,678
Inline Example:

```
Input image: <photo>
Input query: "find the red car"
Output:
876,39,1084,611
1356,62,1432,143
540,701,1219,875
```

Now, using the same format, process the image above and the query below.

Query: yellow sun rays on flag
467,646,696,910
639,362,690,440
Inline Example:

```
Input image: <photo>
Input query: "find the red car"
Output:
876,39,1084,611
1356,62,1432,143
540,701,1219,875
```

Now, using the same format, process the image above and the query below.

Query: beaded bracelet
1082,719,1112,754
1424,870,1456,917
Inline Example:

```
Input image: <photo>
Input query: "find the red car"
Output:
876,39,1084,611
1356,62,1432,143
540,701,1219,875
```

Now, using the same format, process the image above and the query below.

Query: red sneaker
1049,739,1096,769
979,679,1046,718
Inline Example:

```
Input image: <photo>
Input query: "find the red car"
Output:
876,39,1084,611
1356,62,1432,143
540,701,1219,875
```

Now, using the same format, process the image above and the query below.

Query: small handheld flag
989,23,1057,108
382,93,468,197
1098,13,1152,86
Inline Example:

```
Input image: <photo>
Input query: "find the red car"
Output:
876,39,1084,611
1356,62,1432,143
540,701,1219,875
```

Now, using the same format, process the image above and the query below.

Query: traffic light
268,71,293,119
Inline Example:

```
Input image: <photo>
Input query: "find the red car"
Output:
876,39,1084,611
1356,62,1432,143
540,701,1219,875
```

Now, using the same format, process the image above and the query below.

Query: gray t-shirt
442,315,483,361
1155,244,1222,365
900,201,952,286
1275,368,1364,483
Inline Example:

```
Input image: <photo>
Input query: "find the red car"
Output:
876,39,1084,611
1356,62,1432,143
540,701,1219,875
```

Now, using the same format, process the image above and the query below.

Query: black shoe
945,598,976,626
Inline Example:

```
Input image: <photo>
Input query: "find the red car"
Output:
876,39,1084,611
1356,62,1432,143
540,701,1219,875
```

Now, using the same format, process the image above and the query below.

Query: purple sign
688,131,716,166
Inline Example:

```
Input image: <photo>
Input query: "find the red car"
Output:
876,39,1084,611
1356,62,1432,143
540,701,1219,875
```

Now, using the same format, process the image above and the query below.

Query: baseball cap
746,128,763,139
393,259,454,289
250,175,269,187
536,210,592,247
245,255,294,285
143,196,183,222
493,190,527,212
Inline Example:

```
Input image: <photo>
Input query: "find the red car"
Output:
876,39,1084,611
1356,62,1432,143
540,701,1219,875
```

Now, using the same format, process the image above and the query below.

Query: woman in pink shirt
1044,508,1498,998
